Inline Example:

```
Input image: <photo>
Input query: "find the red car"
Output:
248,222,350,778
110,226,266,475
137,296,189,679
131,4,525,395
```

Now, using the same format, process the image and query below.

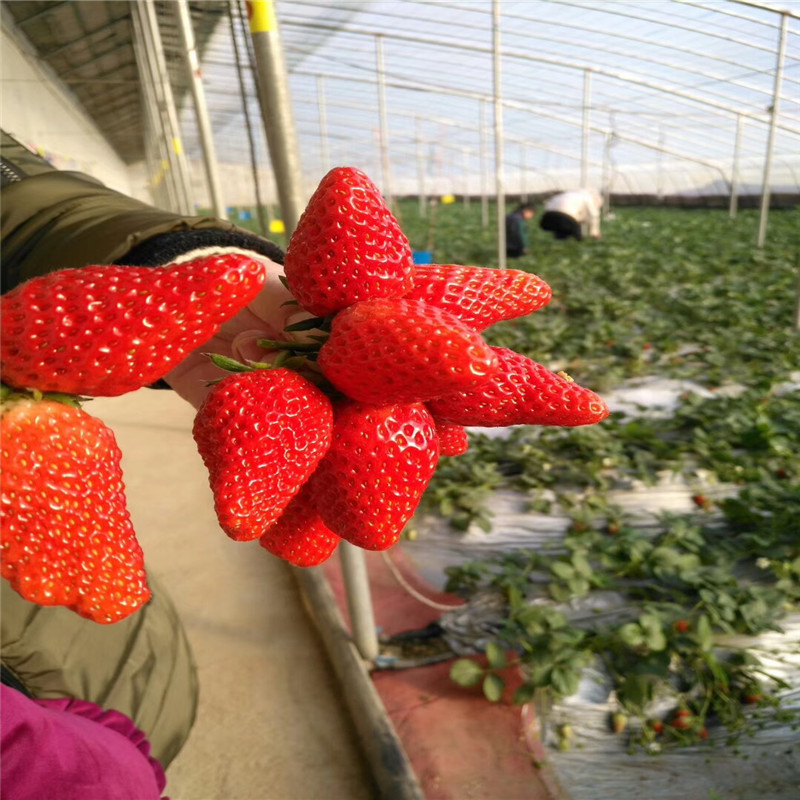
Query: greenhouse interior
1,1,799,799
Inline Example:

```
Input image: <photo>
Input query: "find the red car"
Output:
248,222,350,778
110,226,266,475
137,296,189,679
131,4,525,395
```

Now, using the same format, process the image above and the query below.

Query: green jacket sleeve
1,131,283,291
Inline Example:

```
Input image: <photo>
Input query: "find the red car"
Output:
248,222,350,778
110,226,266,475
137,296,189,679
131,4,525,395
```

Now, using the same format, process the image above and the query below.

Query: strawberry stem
257,338,320,353
206,354,256,373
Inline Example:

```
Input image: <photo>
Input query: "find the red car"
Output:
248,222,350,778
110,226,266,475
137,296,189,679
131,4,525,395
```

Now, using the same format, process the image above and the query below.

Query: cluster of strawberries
0,165,608,625
194,167,609,567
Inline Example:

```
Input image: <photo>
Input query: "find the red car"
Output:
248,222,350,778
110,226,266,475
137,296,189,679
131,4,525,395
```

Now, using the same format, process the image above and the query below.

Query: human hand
163,252,312,408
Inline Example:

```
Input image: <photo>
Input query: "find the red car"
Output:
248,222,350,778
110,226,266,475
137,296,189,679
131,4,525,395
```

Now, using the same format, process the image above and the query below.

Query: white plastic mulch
400,376,800,800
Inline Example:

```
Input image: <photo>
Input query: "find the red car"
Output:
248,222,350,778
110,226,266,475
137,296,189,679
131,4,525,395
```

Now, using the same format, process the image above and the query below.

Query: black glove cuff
114,228,285,268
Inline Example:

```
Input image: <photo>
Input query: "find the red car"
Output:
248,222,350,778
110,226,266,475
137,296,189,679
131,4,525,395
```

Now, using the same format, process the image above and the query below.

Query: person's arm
1,131,284,289
1,132,300,407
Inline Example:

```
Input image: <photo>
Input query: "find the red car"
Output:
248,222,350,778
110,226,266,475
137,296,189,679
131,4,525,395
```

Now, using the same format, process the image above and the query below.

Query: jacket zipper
0,158,27,186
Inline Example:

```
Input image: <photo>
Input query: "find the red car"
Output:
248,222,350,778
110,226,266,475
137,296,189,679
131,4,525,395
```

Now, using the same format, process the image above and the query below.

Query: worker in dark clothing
505,202,536,258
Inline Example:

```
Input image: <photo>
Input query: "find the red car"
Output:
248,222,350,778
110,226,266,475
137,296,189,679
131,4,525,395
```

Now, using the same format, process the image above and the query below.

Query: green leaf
618,623,645,648
571,552,594,579
450,659,484,687
513,684,537,705
550,666,580,698
695,614,714,651
550,561,575,581
486,642,507,670
483,672,505,702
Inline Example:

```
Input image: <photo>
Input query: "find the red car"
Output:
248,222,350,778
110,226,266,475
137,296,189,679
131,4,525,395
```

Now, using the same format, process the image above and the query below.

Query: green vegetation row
401,202,800,751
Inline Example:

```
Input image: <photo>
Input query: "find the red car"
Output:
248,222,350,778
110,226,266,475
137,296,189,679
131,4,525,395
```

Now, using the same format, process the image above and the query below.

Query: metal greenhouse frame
119,0,800,664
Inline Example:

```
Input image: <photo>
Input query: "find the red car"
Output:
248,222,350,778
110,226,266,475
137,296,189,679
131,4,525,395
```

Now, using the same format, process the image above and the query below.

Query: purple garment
1,684,168,800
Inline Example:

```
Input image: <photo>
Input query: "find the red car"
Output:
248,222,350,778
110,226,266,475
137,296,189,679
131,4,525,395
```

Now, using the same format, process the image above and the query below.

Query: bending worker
539,188,603,241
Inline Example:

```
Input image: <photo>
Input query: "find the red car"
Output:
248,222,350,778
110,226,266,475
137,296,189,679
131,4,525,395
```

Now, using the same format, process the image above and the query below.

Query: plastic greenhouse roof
185,0,799,197
4,1,798,197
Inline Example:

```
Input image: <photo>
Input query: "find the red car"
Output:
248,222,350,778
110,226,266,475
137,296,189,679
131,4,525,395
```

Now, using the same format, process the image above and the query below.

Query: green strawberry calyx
0,382,86,412
205,348,334,394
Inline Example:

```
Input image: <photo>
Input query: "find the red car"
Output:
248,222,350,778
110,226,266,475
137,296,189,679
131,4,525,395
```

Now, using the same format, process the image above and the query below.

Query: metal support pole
416,117,426,219
462,147,470,208
729,114,743,219
757,12,788,248
492,0,506,268
339,543,379,662
316,74,331,174
139,0,194,215
246,0,305,234
229,1,268,236
601,130,612,216
174,0,226,219
581,68,591,187
375,35,394,211
479,100,489,229
131,4,179,212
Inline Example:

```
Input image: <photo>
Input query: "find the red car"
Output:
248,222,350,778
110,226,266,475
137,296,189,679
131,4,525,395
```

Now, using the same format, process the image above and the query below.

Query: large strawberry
427,346,609,427
259,489,341,567
317,298,499,406
305,400,439,550
283,167,414,317
192,368,333,542
0,253,268,397
0,388,150,624
404,264,552,330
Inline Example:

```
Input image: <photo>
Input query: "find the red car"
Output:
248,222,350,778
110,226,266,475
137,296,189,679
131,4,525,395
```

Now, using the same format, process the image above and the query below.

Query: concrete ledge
291,564,425,800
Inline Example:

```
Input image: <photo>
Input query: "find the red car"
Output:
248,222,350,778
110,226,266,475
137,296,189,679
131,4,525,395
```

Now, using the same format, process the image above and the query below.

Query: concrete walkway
90,388,377,800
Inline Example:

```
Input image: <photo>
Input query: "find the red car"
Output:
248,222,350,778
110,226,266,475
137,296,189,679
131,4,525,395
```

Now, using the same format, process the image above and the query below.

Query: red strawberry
192,368,333,542
404,264,552,330
306,401,439,550
317,298,498,406
0,254,268,397
259,490,341,567
0,391,150,624
283,167,414,316
435,420,469,456
427,346,609,427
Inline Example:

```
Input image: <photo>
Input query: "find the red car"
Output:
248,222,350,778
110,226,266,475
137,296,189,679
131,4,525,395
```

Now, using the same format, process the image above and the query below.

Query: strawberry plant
407,200,800,751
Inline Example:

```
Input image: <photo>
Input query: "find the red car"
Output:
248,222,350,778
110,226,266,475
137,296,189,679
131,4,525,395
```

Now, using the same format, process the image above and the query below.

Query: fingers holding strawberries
188,166,610,568
0,253,269,398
